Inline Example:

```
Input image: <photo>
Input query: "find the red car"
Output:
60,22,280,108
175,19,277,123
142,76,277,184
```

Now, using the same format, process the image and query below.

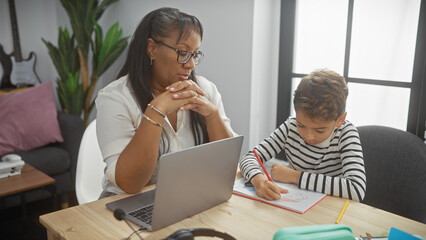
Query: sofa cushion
16,146,70,176
0,81,63,155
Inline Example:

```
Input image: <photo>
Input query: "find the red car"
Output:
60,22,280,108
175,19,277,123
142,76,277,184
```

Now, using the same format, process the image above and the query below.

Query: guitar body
10,52,40,87
6,0,41,88
0,44,13,88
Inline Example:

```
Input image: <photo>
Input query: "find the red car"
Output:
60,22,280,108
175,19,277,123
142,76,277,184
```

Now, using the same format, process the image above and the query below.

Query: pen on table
335,200,349,224
253,149,273,182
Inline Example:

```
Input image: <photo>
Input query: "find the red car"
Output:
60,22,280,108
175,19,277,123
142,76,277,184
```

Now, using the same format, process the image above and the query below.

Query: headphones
164,228,236,240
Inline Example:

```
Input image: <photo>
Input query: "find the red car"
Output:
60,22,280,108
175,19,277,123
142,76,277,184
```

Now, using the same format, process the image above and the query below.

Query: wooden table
0,163,55,197
0,163,56,216
40,184,426,240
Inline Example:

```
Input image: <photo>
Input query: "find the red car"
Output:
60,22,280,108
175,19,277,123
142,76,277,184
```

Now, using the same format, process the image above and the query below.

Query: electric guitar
8,0,41,87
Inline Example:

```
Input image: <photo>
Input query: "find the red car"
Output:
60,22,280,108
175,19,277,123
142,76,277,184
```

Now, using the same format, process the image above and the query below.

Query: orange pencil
253,149,273,182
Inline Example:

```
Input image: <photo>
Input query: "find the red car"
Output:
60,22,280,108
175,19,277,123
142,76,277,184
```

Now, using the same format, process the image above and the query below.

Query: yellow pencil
335,200,349,224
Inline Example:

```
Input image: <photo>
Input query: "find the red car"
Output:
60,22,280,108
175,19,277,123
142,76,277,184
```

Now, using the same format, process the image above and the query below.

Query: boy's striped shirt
239,118,366,202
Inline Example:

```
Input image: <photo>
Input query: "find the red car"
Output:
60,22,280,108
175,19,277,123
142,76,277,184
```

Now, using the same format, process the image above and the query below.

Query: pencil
253,149,273,182
335,200,349,224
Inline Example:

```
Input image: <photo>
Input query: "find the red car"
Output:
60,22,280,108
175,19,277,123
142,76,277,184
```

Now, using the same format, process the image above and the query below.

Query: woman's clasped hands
151,80,218,117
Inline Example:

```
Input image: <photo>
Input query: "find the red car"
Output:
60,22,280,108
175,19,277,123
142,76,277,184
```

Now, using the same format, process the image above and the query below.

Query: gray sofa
0,112,84,209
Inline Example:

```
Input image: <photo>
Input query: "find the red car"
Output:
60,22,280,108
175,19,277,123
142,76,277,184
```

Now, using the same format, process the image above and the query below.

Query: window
277,0,426,142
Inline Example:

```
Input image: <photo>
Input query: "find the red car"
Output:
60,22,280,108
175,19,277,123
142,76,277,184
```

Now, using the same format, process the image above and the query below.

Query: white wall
250,0,281,148
0,0,280,154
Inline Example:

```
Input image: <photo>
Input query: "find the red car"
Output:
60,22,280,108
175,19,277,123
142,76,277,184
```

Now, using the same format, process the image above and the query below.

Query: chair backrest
75,119,104,205
357,125,426,223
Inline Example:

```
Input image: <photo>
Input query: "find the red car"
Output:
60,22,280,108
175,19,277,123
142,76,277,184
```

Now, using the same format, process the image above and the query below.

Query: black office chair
357,125,426,223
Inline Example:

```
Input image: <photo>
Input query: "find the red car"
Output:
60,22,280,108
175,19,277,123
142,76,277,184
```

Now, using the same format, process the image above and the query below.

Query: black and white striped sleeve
239,122,289,182
298,124,366,202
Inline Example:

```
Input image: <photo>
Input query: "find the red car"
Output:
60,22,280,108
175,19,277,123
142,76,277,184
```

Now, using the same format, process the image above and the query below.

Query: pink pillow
0,81,64,155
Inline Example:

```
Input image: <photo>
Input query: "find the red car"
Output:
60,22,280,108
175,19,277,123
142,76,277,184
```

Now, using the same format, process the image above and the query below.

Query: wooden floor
0,192,78,240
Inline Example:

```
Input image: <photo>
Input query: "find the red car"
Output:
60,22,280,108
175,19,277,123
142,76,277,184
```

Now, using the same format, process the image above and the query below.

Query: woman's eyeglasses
153,39,204,65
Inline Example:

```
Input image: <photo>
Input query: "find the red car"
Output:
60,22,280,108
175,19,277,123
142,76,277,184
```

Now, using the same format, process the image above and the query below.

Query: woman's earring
150,58,153,66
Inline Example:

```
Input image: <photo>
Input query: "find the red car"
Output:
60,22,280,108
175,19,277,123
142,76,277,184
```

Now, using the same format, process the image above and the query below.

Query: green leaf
57,72,81,115
92,23,103,71
99,37,128,75
59,71,84,116
94,0,118,20
93,22,128,76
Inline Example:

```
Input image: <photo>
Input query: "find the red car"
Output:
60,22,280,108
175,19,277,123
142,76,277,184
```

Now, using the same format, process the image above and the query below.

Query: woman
96,7,236,197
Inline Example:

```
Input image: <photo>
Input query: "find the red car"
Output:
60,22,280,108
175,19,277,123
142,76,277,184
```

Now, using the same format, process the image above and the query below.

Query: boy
239,69,366,202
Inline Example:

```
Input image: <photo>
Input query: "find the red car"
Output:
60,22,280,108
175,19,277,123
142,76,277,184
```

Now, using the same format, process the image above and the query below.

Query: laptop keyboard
129,205,154,225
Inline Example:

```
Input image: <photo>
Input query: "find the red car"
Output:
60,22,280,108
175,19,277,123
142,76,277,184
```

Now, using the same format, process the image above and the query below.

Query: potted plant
43,0,128,126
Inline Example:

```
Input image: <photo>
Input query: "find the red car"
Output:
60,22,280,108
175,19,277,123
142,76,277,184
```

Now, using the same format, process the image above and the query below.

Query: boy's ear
336,112,347,127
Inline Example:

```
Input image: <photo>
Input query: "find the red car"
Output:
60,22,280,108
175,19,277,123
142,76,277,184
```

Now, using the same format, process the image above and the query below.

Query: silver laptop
106,135,243,231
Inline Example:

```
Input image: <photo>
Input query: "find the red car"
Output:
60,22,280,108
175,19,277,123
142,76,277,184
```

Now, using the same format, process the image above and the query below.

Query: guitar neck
8,0,22,62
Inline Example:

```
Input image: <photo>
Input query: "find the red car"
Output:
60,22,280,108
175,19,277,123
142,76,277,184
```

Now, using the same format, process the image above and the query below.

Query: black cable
127,228,145,240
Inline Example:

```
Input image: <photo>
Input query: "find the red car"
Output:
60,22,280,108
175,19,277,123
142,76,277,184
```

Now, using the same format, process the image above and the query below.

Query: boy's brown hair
293,69,348,121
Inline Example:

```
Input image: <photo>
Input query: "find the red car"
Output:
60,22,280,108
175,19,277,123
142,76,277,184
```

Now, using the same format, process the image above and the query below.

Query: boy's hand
270,164,301,184
250,174,288,200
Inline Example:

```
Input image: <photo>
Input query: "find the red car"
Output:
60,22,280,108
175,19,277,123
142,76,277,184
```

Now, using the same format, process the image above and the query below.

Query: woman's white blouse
95,75,237,195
